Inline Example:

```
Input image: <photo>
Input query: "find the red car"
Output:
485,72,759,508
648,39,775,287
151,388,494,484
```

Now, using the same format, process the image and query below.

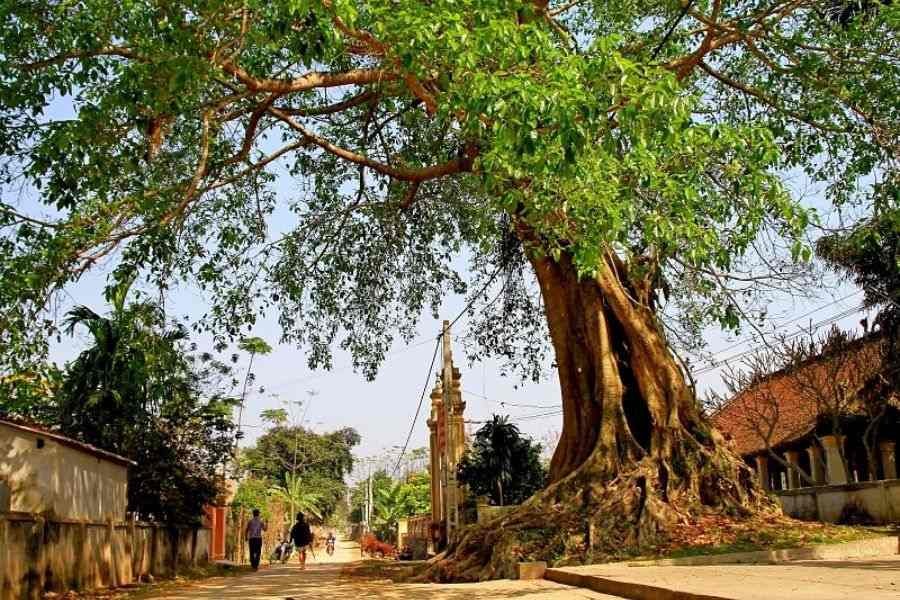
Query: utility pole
368,460,374,530
363,458,373,533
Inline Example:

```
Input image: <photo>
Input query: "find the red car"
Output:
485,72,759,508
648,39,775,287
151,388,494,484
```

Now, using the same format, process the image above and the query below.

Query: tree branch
219,62,396,94
268,107,476,183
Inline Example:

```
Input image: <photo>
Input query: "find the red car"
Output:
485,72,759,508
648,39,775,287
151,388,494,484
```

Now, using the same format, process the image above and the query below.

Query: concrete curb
544,535,899,600
544,568,730,600
617,535,899,567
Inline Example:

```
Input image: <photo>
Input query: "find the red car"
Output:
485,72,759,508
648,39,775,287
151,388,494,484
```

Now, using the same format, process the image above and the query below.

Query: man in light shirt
245,508,266,570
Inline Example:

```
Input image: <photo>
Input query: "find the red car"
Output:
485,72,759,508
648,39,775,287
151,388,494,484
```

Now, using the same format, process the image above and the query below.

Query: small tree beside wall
457,415,546,507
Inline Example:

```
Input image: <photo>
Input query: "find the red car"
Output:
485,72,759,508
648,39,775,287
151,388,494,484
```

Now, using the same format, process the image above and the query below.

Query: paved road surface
138,540,618,599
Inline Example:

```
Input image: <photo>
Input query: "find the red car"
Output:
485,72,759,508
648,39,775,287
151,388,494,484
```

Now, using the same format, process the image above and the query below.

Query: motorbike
325,537,335,556
269,539,294,565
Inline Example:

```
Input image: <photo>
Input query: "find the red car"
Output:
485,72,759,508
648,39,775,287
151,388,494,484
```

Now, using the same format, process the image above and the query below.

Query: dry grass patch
637,513,887,560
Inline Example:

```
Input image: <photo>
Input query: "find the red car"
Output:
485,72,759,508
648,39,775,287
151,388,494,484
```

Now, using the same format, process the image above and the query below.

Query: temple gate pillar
427,380,443,526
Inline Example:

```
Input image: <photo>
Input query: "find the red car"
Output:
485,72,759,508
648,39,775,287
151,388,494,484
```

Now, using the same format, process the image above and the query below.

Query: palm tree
58,277,189,451
268,473,323,520
479,415,519,506
55,277,236,524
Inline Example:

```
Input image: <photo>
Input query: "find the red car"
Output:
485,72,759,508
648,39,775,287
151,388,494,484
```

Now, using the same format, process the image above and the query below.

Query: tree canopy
1,1,895,378
241,422,360,519
0,280,238,525
1,0,897,575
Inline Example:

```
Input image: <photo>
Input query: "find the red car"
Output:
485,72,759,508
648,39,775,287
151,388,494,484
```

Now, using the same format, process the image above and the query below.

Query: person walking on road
290,512,313,569
245,508,267,570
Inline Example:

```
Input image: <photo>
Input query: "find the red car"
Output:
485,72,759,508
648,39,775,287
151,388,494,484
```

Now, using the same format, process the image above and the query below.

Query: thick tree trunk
532,250,759,514
537,249,729,482
419,248,772,582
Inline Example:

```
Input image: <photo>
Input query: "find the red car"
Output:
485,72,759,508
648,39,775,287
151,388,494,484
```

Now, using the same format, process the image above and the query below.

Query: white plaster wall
777,479,900,524
0,424,128,521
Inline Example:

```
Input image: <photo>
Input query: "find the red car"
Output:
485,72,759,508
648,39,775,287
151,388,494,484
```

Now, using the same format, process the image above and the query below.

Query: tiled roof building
711,333,898,492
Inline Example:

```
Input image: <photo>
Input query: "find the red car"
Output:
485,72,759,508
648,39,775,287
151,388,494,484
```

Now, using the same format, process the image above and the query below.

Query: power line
513,410,564,422
463,386,563,413
500,401,561,410
447,266,505,331
249,335,436,397
390,268,509,475
693,303,865,376
252,269,505,399
694,304,861,375
700,290,863,360
391,335,441,477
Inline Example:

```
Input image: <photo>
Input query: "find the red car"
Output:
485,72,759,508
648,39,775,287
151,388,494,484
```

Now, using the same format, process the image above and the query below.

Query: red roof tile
711,335,884,456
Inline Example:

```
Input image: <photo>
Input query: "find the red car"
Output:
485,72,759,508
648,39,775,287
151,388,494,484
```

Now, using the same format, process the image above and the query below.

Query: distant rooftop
711,333,885,456
0,415,136,467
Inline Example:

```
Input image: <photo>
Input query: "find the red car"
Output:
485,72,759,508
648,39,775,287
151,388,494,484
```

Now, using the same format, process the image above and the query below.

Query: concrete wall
0,512,210,600
398,515,431,559
777,479,900,523
0,424,128,521
476,503,518,524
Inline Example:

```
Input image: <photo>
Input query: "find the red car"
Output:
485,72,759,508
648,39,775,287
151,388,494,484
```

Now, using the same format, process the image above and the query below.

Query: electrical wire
693,303,865,376
391,335,442,477
699,290,863,361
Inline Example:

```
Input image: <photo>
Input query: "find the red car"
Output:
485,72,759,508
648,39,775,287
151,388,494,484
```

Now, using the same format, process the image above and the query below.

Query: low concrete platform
546,555,900,600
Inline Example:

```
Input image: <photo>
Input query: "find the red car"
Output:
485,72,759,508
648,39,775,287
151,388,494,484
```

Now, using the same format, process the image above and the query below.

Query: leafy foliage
232,477,272,520
1,1,896,382
241,424,360,520
352,469,430,543
817,204,900,328
49,281,235,525
0,364,61,423
458,415,546,506
267,472,324,520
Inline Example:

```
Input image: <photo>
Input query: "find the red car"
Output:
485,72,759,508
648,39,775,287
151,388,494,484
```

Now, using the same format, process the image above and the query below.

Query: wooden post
74,520,87,590
31,516,46,600
237,507,245,564
108,518,117,588
129,515,138,582
171,528,179,576
150,524,158,578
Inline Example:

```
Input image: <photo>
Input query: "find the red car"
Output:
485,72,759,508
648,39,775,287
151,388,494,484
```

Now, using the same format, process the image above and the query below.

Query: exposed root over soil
417,450,779,582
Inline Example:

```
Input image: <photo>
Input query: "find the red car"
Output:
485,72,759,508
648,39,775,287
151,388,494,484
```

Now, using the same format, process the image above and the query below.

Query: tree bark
533,250,728,489
862,407,886,480
421,246,772,582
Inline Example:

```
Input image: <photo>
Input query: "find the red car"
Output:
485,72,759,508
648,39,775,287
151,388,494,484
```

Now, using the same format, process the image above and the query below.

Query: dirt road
138,540,618,599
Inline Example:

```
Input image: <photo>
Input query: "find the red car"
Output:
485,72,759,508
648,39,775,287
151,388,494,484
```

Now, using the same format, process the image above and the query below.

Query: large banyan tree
1,0,897,578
